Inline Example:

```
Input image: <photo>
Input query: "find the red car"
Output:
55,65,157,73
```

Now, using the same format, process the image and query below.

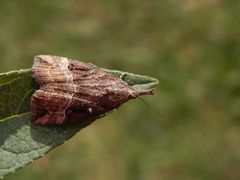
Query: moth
31,55,155,125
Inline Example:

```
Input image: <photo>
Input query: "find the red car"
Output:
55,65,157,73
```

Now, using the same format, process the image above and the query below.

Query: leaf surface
0,68,158,178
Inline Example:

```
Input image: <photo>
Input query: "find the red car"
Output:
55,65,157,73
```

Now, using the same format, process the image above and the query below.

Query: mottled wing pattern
31,55,154,125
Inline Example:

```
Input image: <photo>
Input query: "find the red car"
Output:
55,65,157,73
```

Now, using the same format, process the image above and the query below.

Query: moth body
31,55,154,125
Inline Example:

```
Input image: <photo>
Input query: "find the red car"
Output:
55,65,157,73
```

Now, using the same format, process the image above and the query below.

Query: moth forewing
31,55,155,125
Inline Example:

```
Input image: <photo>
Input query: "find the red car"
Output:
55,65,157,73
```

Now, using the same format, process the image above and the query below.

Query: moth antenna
137,97,166,120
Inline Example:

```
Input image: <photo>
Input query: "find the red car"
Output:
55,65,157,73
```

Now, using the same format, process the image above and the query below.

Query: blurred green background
1,0,240,179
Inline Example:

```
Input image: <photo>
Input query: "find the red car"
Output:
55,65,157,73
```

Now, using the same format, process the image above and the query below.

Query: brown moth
31,55,155,125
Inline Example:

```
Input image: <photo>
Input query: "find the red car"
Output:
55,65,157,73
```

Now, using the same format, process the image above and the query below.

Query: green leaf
0,68,158,178
0,69,37,121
